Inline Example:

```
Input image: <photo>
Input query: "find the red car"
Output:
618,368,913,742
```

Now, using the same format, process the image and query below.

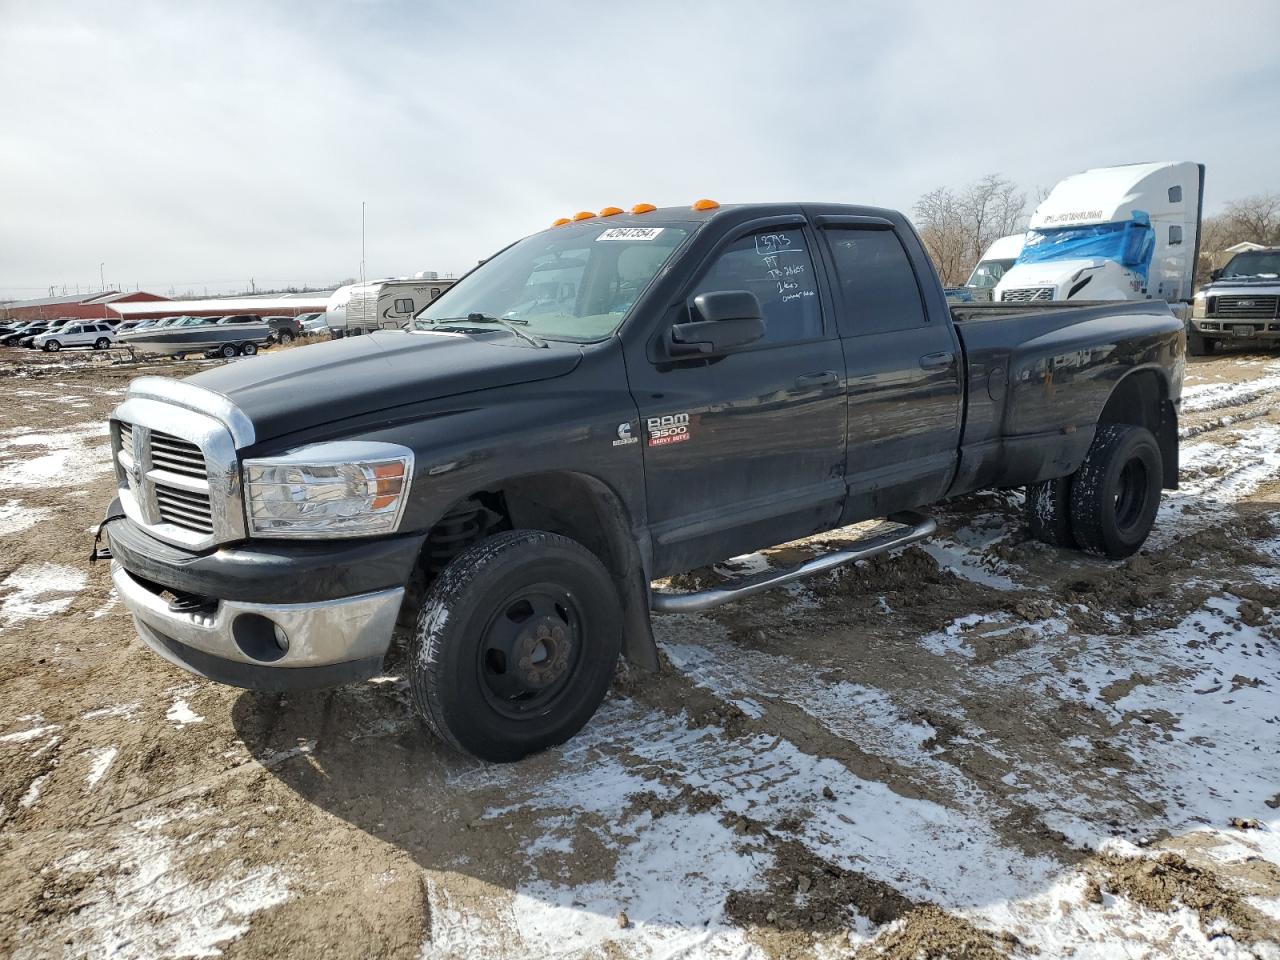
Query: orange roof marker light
599,206,624,217
631,203,657,214
550,217,571,227
572,210,596,221
692,198,720,211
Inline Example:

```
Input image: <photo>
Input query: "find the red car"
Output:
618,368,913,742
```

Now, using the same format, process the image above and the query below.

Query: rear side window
688,227,822,344
824,228,927,335
1169,225,1183,245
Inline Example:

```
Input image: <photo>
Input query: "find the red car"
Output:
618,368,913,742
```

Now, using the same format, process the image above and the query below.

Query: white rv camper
326,275,455,337
994,161,1204,313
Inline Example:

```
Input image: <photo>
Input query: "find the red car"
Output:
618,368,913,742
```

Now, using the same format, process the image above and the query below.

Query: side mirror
1210,268,1223,282
669,291,765,357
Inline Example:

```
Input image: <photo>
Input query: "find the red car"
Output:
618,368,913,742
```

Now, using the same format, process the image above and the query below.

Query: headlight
243,441,413,538
1192,291,1207,319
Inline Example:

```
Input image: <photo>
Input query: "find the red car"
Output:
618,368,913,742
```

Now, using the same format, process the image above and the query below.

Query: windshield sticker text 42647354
646,413,690,447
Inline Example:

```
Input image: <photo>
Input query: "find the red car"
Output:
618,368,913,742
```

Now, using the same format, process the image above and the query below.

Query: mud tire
1025,475,1076,548
1070,424,1162,559
409,529,622,762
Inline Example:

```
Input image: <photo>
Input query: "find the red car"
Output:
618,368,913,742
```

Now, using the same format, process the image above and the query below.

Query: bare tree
913,187,969,286
912,174,1028,286
1222,192,1280,246
960,174,1027,267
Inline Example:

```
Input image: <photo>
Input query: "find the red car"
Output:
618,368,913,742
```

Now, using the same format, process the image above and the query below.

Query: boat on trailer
117,315,273,358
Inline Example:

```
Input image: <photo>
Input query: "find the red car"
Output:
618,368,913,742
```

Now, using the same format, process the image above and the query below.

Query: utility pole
99,262,105,292
361,201,366,284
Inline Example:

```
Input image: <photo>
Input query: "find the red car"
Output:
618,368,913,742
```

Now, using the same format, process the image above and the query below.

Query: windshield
1019,217,1155,277
415,221,692,342
1221,251,1280,279
966,258,1016,289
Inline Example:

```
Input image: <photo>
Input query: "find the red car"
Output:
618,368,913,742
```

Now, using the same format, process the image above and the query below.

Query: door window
824,229,927,335
688,228,822,344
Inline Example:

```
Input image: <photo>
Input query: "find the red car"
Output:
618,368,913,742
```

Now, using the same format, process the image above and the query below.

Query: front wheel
44,340,61,352
94,337,110,350
410,529,622,762
1070,424,1163,559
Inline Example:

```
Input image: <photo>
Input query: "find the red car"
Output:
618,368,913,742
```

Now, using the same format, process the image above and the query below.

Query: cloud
1,0,1277,297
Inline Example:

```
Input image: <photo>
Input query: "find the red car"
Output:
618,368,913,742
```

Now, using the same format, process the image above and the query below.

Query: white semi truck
326,275,456,337
948,233,1026,303
994,161,1204,317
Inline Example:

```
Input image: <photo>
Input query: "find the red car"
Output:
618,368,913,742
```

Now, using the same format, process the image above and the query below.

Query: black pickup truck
100,201,1184,761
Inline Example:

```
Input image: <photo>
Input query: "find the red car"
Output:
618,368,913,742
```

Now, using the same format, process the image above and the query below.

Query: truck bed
946,299,1183,496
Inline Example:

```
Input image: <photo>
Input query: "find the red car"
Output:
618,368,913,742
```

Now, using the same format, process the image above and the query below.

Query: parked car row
0,312,315,355
0,318,117,350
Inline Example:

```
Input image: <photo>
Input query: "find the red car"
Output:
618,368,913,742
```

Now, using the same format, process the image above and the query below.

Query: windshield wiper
430,313,547,348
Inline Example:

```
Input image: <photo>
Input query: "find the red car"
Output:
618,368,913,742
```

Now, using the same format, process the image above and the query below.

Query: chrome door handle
794,370,839,390
919,352,956,370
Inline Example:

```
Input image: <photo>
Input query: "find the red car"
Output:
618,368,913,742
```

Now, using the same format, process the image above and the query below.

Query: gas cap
987,366,1007,402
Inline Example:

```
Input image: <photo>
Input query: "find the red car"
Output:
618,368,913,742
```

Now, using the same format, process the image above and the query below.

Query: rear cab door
810,210,965,521
624,212,849,576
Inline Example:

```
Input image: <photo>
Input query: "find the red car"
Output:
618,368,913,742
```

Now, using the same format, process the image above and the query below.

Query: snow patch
166,699,204,726
0,498,52,535
0,563,87,623
85,746,117,789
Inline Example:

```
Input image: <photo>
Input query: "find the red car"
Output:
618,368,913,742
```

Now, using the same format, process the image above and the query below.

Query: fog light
272,624,290,652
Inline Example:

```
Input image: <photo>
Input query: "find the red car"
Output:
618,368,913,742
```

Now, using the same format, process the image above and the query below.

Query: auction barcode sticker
596,227,665,241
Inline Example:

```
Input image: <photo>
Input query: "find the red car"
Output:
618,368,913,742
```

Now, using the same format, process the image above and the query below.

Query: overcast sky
2,0,1278,299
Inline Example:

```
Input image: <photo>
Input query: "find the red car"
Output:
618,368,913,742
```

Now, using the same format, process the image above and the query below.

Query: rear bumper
113,562,401,691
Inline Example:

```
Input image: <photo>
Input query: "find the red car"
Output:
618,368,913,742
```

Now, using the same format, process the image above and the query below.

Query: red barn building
1,291,170,323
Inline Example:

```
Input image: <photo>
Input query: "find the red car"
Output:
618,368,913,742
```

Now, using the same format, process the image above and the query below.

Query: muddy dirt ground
0,343,1278,959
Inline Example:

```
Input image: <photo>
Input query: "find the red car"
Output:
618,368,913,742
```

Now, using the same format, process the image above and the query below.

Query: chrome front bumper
112,563,403,690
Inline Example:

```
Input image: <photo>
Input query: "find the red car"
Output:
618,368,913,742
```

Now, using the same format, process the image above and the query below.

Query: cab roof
540,201,910,232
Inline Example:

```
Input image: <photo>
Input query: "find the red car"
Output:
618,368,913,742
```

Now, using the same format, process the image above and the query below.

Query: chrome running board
649,511,936,614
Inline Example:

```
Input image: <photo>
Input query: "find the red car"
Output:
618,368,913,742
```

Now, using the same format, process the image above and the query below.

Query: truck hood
998,258,1109,290
1201,279,1280,296
185,330,583,443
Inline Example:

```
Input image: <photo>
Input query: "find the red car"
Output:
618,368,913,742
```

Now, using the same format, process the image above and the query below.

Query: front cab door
625,218,848,577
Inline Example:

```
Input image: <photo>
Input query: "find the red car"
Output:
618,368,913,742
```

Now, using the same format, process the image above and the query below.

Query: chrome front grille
1000,287,1055,303
110,381,249,549
154,482,214,533
1211,295,1279,319
149,430,207,479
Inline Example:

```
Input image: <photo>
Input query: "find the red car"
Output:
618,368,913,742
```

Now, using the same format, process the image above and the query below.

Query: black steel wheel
410,529,622,762
1070,424,1162,559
